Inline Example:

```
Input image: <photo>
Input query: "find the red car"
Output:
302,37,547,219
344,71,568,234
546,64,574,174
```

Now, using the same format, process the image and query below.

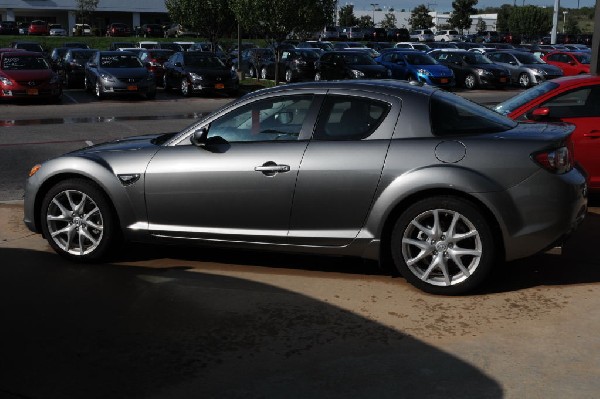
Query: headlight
351,69,364,79
476,68,491,75
0,76,13,86
100,73,115,82
417,68,432,76
532,68,546,75
189,72,203,81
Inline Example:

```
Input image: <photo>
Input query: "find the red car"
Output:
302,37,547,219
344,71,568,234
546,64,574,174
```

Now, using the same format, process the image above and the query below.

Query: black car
258,48,320,82
0,21,19,35
314,50,389,81
10,41,44,53
61,48,97,88
49,47,69,70
63,42,90,49
387,28,411,42
238,48,275,78
84,51,156,99
363,27,387,41
108,42,135,50
162,51,239,97
429,50,510,89
137,24,164,38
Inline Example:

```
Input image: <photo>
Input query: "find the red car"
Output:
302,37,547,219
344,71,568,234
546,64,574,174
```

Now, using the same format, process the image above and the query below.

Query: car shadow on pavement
0,247,503,399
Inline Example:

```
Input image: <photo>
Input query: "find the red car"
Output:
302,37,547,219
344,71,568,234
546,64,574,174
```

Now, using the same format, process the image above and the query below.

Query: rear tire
464,73,476,89
518,72,531,88
180,78,191,97
390,196,495,295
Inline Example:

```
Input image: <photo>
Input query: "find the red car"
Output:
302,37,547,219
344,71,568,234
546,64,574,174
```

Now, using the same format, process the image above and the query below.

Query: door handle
254,162,290,176
583,130,600,139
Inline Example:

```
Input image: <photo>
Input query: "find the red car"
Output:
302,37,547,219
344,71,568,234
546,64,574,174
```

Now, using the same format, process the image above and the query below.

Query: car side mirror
568,61,576,66
509,61,517,65
530,107,550,121
190,127,209,147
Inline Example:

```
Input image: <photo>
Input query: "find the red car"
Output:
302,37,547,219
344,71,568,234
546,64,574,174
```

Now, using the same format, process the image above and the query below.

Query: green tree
564,14,581,34
476,16,486,33
380,12,397,29
165,0,235,45
75,0,98,25
409,4,434,29
508,5,552,39
448,0,478,34
496,4,513,33
357,15,374,28
338,4,357,27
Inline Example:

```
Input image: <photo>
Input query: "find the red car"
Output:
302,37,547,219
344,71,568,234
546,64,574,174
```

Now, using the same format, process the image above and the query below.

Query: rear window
494,81,559,115
431,91,516,136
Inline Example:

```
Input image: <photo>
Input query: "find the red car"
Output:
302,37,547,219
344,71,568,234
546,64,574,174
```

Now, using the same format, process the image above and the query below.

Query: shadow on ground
0,247,502,399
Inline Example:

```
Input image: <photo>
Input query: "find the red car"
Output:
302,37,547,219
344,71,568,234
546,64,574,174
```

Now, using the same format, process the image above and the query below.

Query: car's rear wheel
285,69,293,83
518,72,531,88
391,196,495,295
464,73,477,89
181,78,191,96
84,76,91,92
314,72,322,81
41,179,119,262
260,67,268,80
248,66,256,79
163,75,171,91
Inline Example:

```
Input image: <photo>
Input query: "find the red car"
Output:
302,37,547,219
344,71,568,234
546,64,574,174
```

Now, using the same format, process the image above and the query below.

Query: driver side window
207,95,314,142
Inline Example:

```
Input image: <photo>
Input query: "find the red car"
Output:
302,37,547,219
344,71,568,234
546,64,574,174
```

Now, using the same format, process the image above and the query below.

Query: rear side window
313,95,390,140
430,91,516,136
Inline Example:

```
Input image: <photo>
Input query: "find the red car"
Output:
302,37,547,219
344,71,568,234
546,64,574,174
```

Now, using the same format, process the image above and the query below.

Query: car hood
185,67,231,78
412,64,453,76
1,69,53,80
524,64,563,74
472,63,508,73
100,67,149,78
69,133,176,156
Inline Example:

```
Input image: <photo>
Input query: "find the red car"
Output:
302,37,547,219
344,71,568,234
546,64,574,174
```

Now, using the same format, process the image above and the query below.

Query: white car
137,41,159,49
435,30,460,42
410,29,434,42
49,24,67,36
72,23,92,36
394,42,432,52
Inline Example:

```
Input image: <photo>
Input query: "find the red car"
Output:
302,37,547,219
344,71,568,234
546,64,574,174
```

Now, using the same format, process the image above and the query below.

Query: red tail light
532,138,575,174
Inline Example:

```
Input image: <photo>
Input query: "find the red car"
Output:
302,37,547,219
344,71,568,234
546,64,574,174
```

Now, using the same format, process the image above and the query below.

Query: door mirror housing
190,127,209,147
530,107,550,121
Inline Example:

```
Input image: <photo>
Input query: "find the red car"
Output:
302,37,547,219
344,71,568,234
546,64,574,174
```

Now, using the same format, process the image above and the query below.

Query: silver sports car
24,80,588,294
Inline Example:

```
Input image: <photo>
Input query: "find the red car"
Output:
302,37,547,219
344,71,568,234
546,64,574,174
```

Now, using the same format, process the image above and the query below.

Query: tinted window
529,86,600,119
313,95,390,141
2,55,49,70
184,54,224,67
431,91,516,136
494,81,559,115
207,95,313,142
100,54,142,68
342,53,376,65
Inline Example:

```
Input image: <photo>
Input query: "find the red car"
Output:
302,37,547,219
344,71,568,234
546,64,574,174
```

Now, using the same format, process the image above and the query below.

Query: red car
0,51,62,101
27,20,48,35
494,75,600,191
542,51,590,76
138,48,173,85
106,23,131,37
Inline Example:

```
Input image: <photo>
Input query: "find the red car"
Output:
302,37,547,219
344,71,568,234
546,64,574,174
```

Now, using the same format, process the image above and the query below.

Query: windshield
185,54,224,68
493,81,559,115
343,53,377,65
71,50,95,60
405,53,437,65
465,53,493,64
412,44,430,51
100,54,143,68
2,55,49,70
296,50,320,60
514,52,544,64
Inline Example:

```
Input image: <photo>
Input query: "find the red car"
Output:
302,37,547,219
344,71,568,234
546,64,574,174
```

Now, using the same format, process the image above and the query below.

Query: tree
338,4,357,27
476,17,486,33
409,4,434,29
508,5,552,39
380,12,397,29
357,15,374,28
75,0,98,25
448,0,478,34
496,4,513,33
564,14,581,34
165,0,236,45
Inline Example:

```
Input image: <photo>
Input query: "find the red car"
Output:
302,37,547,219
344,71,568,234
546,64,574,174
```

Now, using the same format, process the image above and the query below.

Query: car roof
544,74,600,87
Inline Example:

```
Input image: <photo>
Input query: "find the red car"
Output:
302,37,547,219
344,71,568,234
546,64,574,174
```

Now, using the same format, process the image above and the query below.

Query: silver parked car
487,50,563,87
23,81,587,294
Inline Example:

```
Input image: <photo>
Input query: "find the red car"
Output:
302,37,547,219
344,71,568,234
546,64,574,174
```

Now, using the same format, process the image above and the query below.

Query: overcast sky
349,0,596,13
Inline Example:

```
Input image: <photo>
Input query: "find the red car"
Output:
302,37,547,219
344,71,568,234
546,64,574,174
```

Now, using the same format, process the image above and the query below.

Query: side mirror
530,107,550,121
190,127,209,147
509,61,517,65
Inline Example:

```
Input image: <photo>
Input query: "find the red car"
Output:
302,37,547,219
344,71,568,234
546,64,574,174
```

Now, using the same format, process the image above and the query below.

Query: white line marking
85,140,94,147
62,92,78,104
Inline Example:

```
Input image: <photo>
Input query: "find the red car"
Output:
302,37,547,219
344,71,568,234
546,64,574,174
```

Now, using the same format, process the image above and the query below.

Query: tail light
532,138,575,174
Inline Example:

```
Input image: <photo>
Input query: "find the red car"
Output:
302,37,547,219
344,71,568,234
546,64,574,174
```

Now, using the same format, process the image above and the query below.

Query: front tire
518,72,531,88
180,78,191,97
40,179,120,262
390,196,495,295
464,73,477,89
314,72,322,81
285,69,293,83
260,66,268,80
95,81,104,99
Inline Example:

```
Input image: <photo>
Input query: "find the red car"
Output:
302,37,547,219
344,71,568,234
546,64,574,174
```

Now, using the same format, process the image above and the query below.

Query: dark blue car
375,50,455,88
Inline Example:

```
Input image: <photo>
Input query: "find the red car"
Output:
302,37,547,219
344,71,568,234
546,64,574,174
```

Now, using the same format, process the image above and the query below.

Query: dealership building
0,0,168,33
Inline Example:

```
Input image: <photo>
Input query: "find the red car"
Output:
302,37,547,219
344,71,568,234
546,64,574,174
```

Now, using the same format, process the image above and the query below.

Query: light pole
563,11,568,33
370,3,379,25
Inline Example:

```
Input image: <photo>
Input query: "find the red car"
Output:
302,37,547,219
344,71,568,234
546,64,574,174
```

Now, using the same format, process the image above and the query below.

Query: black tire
390,196,495,295
464,73,477,89
84,76,92,92
180,78,191,97
285,69,293,83
95,81,104,100
163,74,171,91
40,178,120,262
248,66,256,79
518,72,531,88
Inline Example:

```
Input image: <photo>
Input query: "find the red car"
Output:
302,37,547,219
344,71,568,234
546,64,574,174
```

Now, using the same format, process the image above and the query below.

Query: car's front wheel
314,72,322,81
518,73,531,88
390,196,495,295
285,69,293,83
464,73,477,89
40,179,120,262
260,67,268,80
95,81,104,99
180,78,191,96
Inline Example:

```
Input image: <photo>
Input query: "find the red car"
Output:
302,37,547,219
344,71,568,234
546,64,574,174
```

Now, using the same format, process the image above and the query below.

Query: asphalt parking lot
1,87,600,398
